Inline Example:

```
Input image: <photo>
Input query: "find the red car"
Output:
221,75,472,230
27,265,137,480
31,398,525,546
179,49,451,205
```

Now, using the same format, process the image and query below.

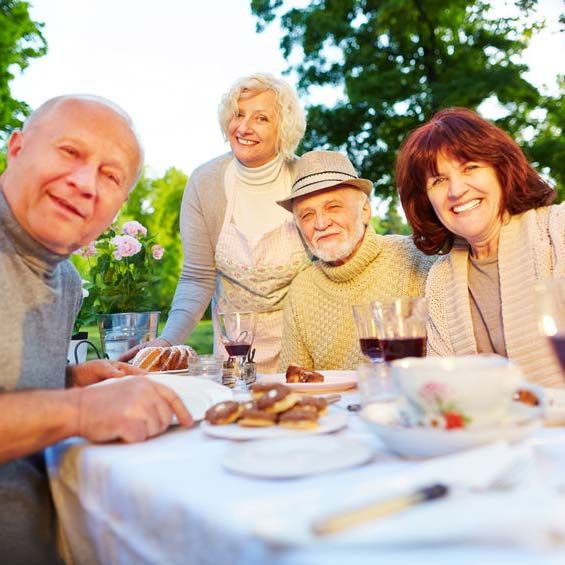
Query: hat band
292,170,359,192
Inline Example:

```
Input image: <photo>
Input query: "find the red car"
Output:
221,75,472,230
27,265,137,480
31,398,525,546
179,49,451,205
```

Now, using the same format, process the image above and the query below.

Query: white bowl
360,400,542,458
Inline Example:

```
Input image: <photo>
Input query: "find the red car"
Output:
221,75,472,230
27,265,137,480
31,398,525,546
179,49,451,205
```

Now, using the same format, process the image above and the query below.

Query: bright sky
10,0,564,178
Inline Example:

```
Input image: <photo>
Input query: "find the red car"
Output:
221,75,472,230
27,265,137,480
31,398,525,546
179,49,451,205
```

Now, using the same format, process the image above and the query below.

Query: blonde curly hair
218,73,306,160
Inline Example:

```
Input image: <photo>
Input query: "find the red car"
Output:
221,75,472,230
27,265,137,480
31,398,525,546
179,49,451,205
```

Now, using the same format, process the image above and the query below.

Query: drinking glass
536,279,565,374
372,297,428,362
356,358,398,408
352,303,383,363
218,311,257,390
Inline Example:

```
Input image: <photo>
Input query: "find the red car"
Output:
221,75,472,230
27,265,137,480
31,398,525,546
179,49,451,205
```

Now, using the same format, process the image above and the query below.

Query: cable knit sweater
426,204,565,387
279,227,435,370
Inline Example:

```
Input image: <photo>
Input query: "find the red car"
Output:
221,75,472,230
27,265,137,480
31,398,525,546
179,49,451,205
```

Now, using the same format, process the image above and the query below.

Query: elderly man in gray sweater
0,95,192,564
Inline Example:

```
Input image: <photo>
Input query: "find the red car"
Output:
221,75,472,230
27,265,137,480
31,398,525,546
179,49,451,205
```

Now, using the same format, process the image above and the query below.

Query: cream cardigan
426,203,565,387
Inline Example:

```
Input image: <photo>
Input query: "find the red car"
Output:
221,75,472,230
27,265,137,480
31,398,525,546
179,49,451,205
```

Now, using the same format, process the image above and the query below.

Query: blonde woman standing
124,73,309,372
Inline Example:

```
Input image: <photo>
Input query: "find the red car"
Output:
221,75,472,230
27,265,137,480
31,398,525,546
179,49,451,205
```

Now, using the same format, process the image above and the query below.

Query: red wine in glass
381,337,426,362
359,338,382,361
550,335,565,372
225,342,251,358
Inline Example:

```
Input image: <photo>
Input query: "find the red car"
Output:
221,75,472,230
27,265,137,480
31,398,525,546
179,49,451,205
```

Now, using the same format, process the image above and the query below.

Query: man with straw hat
277,150,434,370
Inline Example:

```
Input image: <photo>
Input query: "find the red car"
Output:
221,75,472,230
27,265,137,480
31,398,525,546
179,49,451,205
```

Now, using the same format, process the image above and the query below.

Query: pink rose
151,244,165,260
419,381,448,403
121,220,147,237
73,241,97,257
111,235,142,260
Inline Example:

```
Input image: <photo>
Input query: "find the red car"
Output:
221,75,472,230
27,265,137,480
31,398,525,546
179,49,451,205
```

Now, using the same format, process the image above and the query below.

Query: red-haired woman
396,107,564,386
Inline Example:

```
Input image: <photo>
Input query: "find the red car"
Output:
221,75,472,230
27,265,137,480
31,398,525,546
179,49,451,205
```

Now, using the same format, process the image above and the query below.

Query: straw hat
277,150,373,211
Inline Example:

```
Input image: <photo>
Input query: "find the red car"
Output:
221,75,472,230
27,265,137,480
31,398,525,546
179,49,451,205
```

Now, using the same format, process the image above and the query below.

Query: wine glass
372,297,428,362
536,279,565,375
218,311,257,391
352,303,383,363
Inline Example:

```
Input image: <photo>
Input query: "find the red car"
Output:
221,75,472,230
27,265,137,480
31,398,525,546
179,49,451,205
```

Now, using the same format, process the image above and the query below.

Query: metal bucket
98,311,160,360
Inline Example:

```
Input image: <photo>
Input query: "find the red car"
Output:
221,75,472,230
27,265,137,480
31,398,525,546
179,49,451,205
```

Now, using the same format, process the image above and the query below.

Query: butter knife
311,483,448,537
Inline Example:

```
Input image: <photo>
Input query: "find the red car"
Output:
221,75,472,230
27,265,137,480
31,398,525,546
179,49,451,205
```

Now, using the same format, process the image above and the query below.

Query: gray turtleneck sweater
0,190,82,564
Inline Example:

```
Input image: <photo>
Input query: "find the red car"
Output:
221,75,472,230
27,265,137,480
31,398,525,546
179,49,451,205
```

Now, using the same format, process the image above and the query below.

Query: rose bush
72,220,165,333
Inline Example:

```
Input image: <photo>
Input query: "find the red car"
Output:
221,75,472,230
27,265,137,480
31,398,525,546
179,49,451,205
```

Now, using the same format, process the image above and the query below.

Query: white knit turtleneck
225,153,293,239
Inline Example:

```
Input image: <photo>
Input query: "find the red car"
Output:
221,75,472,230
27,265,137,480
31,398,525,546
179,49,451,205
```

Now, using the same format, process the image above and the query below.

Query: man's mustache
312,229,343,244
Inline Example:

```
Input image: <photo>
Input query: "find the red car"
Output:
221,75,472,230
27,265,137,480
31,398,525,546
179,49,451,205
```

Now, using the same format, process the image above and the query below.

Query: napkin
92,375,233,421
236,442,565,549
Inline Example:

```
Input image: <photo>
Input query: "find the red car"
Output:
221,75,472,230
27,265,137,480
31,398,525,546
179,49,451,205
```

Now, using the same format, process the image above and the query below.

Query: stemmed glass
536,279,565,375
371,297,428,362
352,303,383,363
218,311,257,390
353,303,398,409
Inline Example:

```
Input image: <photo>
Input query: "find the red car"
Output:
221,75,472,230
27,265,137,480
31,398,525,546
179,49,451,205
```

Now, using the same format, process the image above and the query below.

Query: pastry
131,345,198,372
256,386,299,413
204,401,242,425
250,382,288,399
294,395,328,416
278,407,319,430
513,388,541,406
285,364,324,383
238,408,277,427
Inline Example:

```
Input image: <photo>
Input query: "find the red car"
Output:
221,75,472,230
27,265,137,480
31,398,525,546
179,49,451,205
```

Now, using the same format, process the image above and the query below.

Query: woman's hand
67,359,148,388
118,338,172,362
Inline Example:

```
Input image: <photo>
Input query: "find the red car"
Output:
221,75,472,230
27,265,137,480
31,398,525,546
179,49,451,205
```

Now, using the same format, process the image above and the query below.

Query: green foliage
251,0,564,202
371,200,411,235
0,0,47,140
525,77,565,202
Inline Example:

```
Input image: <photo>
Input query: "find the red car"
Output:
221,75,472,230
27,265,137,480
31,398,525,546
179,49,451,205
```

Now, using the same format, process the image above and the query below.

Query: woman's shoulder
512,202,565,237
515,202,565,222
190,153,232,182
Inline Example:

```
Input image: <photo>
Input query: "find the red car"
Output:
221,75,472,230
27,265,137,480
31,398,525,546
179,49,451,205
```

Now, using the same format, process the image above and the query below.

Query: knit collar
234,153,284,186
0,187,69,275
317,225,381,283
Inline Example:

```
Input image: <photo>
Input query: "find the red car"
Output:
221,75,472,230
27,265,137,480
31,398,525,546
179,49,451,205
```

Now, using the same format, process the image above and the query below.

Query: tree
0,0,47,141
251,0,564,205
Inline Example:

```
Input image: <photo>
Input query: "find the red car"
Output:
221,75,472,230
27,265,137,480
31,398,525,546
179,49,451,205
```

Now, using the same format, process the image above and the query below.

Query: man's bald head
23,95,144,191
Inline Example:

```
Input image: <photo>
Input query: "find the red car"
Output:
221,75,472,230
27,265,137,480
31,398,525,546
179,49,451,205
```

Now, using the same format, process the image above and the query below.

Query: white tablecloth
46,394,565,565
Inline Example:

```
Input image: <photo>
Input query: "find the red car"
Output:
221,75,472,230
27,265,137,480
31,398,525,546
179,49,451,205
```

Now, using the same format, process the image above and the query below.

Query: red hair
395,107,555,255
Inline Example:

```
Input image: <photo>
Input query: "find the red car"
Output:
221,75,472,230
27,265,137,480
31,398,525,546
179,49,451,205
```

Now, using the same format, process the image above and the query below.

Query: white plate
257,370,357,392
148,368,189,375
202,407,348,440
223,436,372,478
361,401,542,458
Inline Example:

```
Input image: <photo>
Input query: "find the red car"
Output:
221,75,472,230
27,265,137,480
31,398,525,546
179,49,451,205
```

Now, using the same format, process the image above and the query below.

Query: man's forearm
0,388,81,463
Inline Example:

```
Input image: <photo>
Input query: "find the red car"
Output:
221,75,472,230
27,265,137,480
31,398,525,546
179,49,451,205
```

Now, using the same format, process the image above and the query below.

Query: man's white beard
308,221,366,264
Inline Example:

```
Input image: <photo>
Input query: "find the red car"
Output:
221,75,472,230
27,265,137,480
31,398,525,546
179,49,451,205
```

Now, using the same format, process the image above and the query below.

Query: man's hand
118,338,171,362
67,359,148,388
76,377,193,443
